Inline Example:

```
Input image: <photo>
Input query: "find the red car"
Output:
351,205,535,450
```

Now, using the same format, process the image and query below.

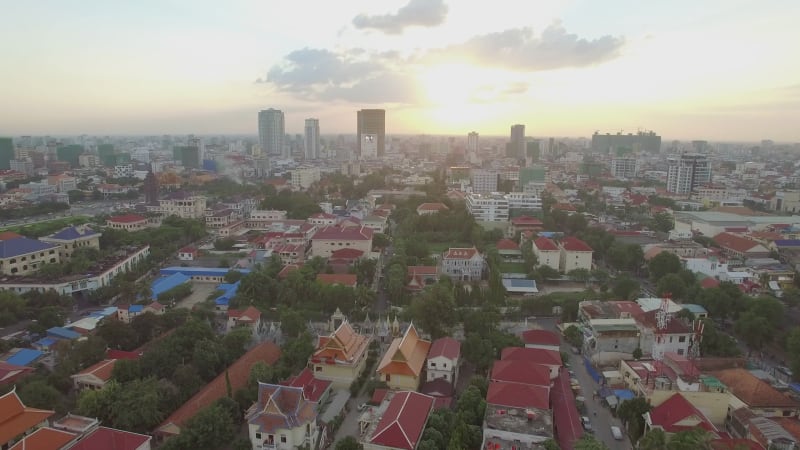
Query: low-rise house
559,236,593,273
533,237,561,271
426,337,460,384
581,318,642,362
712,369,799,417
71,359,117,391
0,361,34,386
483,381,554,448
509,216,544,237
144,301,166,315
439,247,485,282
636,310,693,359
226,306,262,333
362,391,435,450
310,321,371,389
177,246,198,261
274,243,306,265
106,214,150,231
310,225,373,258
363,214,388,234
496,238,521,261
377,324,431,390
499,347,562,380
490,360,551,388
406,266,439,292
39,225,101,260
713,232,770,261
280,367,332,406
522,329,561,351
307,212,338,226
644,392,718,438
0,388,55,449
245,384,319,450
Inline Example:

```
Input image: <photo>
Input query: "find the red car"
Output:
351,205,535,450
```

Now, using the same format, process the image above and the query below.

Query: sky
1,0,799,141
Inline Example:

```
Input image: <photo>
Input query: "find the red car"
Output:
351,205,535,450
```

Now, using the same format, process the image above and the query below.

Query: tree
648,251,682,281
667,428,712,450
633,347,643,360
650,212,675,233
638,429,667,450
112,359,141,383
568,268,592,285
656,274,687,299
616,397,651,441
574,435,611,450
372,233,391,249
612,276,640,300
408,281,457,339
19,379,62,410
335,436,364,450
700,319,740,357
564,325,582,348
735,311,773,351
223,270,243,283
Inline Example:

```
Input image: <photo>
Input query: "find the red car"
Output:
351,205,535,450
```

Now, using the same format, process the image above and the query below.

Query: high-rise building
173,145,200,169
667,154,711,194
0,137,13,170
304,118,320,159
56,144,84,168
610,158,639,179
357,109,385,159
10,159,34,176
591,131,661,153
470,169,498,194
467,132,479,162
258,109,285,157
144,171,159,205
509,124,525,158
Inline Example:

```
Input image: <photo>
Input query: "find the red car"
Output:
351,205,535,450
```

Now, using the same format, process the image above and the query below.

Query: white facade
467,131,479,163
504,192,542,211
114,164,134,178
667,154,711,194
291,167,321,189
559,246,593,273
466,193,509,222
470,169,498,193
440,248,485,281
147,196,207,219
427,354,459,383
304,118,320,159
610,158,639,179
249,210,287,221
9,159,34,176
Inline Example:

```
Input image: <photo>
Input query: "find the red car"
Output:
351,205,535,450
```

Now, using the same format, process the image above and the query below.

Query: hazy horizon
2,0,798,141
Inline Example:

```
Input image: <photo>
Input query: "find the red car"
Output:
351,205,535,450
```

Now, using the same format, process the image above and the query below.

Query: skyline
1,0,799,141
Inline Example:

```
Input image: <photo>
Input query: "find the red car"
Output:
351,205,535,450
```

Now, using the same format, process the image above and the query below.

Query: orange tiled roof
712,369,799,409
9,427,76,450
73,359,117,383
316,273,357,287
0,389,55,446
377,324,431,378
312,321,369,365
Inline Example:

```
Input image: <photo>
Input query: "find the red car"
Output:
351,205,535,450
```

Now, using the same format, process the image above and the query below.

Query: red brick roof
511,216,544,226
553,203,577,212
316,273,357,287
428,337,461,360
560,236,593,252
156,342,281,436
496,239,520,251
552,370,583,450
227,306,261,322
522,329,560,347
712,369,799,409
649,393,717,433
534,237,559,251
312,225,373,241
108,214,147,223
712,232,764,254
490,360,551,386
69,426,150,450
487,381,550,409
369,391,434,450
701,277,721,288
501,347,562,366
9,427,76,450
329,248,365,260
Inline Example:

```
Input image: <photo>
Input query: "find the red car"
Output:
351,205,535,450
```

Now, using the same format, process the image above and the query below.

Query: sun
419,64,505,129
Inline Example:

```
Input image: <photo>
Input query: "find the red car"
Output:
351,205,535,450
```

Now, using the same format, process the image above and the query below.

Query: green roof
699,375,726,389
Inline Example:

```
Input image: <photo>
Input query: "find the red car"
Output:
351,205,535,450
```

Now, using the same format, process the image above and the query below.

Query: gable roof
487,381,550,409
107,214,147,223
45,226,99,241
712,368,799,409
69,426,150,450
428,337,461,360
8,427,76,450
227,306,262,322
156,342,281,436
501,346,563,366
416,202,449,212
713,232,767,254
329,248,365,260
522,329,561,347
316,273,357,287
442,247,480,260
280,367,332,403
0,237,58,259
648,392,717,433
511,216,544,226
377,324,431,378
490,360,551,387
369,391,434,450
0,361,34,385
312,225,373,241
72,359,117,383
312,321,369,365
0,389,55,446
496,239,520,251
560,236,593,252
534,237,559,251
247,384,317,434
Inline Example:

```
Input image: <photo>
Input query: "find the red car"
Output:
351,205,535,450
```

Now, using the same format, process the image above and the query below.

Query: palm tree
638,428,667,450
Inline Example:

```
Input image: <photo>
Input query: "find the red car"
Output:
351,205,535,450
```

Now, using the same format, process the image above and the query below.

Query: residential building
310,225,373,258
39,225,101,260
610,157,639,179
490,359,551,388
467,131,479,163
226,306,262,333
114,164,133,178
362,215,388,234
146,193,207,219
771,191,800,213
466,192,509,222
505,192,543,212
71,359,117,391
310,321,371,389
522,329,561,351
426,337,460,384
559,237,593,273
245,384,319,450
362,391,434,450
496,239,521,261
0,237,60,276
0,137,12,170
643,392,718,439
416,202,449,216
9,159,33,177
439,247,485,282
291,167,320,189
377,323,431,390
0,388,54,449
635,310,693,359
357,109,385,159
713,232,770,260
582,318,642,361
177,246,198,261
532,237,561,272
667,153,711,194
304,118,320,159
509,216,544,236
106,214,150,231
470,169,498,193
499,347,563,380
259,108,285,157
483,381,554,448
712,369,800,417
591,130,661,153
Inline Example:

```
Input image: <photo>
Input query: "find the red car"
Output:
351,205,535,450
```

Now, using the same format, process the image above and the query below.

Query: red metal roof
329,248,365,259
534,237,559,251
312,225,373,241
427,337,461,360
108,214,147,223
280,367,332,403
490,360,551,387
496,239,520,251
511,216,544,226
0,361,34,385
713,232,763,254
487,381,550,409
69,426,150,450
442,247,479,259
649,393,717,433
501,347,563,366
369,391,434,450
316,273,357,287
552,370,583,450
560,236,593,252
521,329,560,347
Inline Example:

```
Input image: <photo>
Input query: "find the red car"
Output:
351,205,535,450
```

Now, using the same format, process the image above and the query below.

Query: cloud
352,0,448,34
432,22,624,71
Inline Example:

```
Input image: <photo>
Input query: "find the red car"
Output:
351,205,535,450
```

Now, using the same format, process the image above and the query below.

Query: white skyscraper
304,118,320,160
258,109,285,157
467,131,479,163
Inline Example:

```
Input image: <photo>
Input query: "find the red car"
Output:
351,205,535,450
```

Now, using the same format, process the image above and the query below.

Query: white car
580,416,593,432
611,426,623,440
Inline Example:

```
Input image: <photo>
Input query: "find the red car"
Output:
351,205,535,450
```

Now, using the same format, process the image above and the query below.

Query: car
611,426,623,440
357,403,369,411
580,416,593,432
571,346,580,355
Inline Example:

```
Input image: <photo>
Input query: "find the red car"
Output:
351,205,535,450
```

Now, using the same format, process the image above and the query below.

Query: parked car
611,426,623,440
580,416,593,432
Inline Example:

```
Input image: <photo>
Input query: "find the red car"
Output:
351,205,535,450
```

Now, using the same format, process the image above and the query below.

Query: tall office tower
0,137,13,170
509,124,525,158
56,144,84,168
467,132,479,162
610,158,639,179
304,119,321,160
591,130,662,153
258,108,285,157
667,153,711,194
357,109,385,159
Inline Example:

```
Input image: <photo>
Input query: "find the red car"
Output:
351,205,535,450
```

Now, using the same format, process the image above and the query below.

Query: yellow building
377,323,431,391
39,225,101,260
309,321,371,389
0,234,60,276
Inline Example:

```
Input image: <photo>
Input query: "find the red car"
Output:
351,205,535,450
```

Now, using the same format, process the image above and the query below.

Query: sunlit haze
2,0,799,140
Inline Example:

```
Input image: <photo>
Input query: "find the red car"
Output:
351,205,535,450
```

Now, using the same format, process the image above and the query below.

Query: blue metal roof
35,337,57,347
613,389,635,400
774,240,800,247
128,305,144,313
47,226,100,241
789,383,800,394
151,272,190,299
47,326,81,340
214,280,240,305
6,349,43,366
0,237,59,258
504,279,538,288
160,267,251,277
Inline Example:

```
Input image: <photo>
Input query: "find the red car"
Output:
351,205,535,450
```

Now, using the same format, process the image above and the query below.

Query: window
678,336,686,343
256,433,262,440
677,349,685,355
385,374,391,382
430,362,436,367
281,436,287,443
315,366,322,372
